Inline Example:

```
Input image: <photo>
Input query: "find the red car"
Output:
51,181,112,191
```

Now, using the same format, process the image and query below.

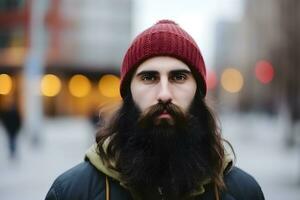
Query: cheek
174,86,196,111
131,84,155,111
181,92,196,110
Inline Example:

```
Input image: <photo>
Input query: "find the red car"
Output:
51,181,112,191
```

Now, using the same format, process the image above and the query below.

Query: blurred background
0,0,299,199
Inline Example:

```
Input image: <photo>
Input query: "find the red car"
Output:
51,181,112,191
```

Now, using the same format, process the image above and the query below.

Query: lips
158,110,171,118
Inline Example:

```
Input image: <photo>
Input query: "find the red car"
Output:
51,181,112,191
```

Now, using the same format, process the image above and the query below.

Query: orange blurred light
98,75,121,98
207,69,217,90
69,75,91,98
221,68,244,93
41,74,61,97
0,74,13,95
255,60,274,84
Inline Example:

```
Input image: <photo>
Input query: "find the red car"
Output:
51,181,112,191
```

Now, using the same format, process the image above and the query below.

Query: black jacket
45,160,264,200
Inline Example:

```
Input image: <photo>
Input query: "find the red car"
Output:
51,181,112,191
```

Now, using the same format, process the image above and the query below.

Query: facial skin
97,56,225,199
130,56,197,121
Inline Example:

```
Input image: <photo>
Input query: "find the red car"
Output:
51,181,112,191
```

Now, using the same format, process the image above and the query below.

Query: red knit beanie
120,19,207,98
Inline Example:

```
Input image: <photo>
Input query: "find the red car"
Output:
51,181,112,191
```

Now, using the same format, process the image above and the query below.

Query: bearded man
45,20,264,200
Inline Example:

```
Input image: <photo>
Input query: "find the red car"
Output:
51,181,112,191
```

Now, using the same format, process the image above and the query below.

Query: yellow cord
105,176,110,200
214,184,220,200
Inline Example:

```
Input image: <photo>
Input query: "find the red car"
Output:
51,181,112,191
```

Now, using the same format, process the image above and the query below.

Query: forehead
134,56,191,74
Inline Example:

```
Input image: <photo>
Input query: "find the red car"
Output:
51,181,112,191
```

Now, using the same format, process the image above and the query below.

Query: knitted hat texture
120,19,207,98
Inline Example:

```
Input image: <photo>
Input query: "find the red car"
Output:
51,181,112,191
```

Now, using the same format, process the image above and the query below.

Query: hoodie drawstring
105,176,110,200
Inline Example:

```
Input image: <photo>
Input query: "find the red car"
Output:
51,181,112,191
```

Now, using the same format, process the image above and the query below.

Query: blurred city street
0,0,300,200
0,112,299,200
0,117,95,200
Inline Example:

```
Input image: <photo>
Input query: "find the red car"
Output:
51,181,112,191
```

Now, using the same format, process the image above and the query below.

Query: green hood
85,142,233,197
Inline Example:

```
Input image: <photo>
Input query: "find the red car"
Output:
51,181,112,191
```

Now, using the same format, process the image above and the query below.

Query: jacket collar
85,140,234,197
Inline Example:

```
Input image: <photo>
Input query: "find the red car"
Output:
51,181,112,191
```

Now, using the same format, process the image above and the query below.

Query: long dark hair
96,89,232,199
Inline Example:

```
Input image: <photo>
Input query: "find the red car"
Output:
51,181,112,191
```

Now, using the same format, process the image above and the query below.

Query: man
0,101,22,159
46,20,264,200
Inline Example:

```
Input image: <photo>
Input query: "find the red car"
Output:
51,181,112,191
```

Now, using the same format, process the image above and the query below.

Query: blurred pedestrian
46,20,265,200
0,101,22,159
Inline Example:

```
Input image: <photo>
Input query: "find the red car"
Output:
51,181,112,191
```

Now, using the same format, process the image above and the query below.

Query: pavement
220,112,300,200
0,112,299,200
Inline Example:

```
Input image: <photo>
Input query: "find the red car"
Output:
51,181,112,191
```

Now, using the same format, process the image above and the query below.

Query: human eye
171,72,188,83
139,73,158,83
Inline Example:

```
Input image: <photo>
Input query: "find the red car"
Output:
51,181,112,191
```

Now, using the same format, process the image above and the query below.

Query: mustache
137,101,187,128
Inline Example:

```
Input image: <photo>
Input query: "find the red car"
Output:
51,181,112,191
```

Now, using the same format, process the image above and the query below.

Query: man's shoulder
45,161,105,200
223,166,265,200
54,161,99,183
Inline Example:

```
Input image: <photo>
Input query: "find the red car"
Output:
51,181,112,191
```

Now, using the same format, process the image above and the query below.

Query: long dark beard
111,100,213,199
96,91,226,199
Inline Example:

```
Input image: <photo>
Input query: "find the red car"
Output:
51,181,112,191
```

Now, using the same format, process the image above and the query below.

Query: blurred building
214,0,300,117
213,20,243,111
0,0,132,117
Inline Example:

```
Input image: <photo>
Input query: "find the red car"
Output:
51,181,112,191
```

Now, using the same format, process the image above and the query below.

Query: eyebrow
136,69,192,76
169,69,192,74
136,70,158,76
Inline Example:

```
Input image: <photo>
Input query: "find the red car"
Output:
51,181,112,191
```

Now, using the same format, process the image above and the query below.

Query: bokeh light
41,74,62,97
206,69,217,90
0,74,13,95
98,74,120,98
221,68,244,93
68,74,91,98
255,60,274,84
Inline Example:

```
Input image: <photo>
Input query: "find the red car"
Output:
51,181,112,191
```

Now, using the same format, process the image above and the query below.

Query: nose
157,78,172,103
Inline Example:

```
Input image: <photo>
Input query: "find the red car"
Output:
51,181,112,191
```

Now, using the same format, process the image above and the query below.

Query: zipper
157,186,166,200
